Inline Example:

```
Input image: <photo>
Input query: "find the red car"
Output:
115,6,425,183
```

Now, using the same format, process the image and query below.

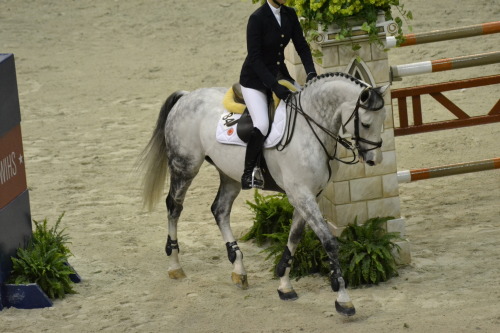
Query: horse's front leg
292,196,356,317
211,173,248,289
276,209,306,300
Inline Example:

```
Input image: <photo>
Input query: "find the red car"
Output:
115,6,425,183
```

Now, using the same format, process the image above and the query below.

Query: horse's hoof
335,300,356,317
231,272,249,290
168,268,187,279
277,289,298,301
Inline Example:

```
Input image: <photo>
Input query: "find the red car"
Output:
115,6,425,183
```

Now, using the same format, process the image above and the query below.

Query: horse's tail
138,91,187,211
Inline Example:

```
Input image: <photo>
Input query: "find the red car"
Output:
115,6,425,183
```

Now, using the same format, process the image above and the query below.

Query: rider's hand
272,82,291,101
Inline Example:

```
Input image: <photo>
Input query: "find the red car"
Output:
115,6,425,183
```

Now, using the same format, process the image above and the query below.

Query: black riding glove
306,72,317,82
272,82,291,101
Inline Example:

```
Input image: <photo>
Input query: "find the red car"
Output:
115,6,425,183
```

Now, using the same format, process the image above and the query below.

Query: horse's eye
361,123,370,129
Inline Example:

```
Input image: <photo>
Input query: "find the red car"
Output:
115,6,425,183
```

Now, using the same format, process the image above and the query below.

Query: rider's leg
240,86,269,190
240,86,269,135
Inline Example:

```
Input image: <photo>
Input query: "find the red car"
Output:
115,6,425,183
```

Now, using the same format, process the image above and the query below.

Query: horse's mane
300,71,385,111
303,72,370,90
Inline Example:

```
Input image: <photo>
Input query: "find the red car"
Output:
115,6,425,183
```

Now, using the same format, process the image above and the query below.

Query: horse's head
342,84,388,166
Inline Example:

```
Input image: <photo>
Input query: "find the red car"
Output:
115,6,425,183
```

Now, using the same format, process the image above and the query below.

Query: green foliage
243,192,401,285
243,191,328,278
251,0,413,51
9,213,76,299
262,223,330,279
241,191,294,246
31,213,72,258
338,216,401,287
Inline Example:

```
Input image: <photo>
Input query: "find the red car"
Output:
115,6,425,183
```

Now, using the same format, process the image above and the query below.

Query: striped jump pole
386,21,500,48
390,51,500,79
397,157,500,183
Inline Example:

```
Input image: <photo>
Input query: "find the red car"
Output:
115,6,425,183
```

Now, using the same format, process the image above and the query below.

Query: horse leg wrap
276,247,294,278
226,241,242,264
329,262,347,292
166,235,180,256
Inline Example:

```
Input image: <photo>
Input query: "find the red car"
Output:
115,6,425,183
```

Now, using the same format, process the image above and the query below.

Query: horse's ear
375,84,390,97
361,86,385,111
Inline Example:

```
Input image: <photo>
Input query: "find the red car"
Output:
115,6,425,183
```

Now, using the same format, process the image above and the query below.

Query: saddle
222,80,297,142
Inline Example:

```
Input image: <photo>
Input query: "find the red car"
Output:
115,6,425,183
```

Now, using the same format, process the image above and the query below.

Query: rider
239,0,317,189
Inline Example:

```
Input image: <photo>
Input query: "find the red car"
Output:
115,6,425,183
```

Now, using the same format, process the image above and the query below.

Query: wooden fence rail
391,74,500,136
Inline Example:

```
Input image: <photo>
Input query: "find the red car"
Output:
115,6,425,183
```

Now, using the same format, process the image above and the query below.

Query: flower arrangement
252,0,412,50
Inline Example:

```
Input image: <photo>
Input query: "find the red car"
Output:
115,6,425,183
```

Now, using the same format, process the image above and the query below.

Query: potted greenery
251,0,412,50
243,191,402,285
338,216,401,287
5,213,77,307
242,191,329,278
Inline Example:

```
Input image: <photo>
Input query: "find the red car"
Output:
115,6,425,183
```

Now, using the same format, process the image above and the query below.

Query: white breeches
240,85,269,136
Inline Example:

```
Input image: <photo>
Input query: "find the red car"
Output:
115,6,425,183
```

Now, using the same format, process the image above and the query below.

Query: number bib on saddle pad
215,100,287,148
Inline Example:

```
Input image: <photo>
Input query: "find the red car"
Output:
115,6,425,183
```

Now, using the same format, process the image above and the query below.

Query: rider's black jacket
239,3,316,91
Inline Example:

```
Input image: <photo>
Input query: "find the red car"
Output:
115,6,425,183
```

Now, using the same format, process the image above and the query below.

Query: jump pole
386,21,500,48
397,157,500,183
391,51,500,79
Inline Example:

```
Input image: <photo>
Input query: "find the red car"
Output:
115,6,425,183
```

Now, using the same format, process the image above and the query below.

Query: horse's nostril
366,160,375,166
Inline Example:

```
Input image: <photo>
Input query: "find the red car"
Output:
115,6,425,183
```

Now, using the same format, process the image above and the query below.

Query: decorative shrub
338,216,401,287
243,191,401,285
262,221,331,278
241,191,294,246
251,0,413,50
242,191,329,278
9,213,76,299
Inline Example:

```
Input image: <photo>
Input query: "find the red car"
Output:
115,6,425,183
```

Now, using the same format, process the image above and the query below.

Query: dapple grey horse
139,72,388,316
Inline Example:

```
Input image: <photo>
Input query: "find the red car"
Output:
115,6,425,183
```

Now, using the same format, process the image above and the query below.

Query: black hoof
277,289,298,301
335,300,356,317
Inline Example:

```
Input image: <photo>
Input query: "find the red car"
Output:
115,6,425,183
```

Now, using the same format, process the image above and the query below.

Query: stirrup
251,167,264,189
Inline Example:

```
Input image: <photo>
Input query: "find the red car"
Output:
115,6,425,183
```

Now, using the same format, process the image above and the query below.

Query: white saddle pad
216,100,287,148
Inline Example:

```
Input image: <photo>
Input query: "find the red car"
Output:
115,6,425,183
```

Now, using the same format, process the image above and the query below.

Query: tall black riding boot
241,127,265,190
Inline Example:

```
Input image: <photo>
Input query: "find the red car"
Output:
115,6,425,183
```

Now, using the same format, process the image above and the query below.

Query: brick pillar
285,21,411,264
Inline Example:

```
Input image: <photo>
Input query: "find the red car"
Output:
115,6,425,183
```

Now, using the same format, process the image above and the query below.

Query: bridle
277,87,384,176
341,88,384,157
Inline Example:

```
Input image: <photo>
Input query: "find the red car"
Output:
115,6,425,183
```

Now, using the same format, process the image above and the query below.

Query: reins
279,91,357,161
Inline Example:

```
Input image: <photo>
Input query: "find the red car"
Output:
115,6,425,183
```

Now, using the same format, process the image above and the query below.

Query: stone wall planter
314,11,398,46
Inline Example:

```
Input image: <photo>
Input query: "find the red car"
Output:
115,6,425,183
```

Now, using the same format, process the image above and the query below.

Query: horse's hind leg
211,171,248,289
165,169,196,279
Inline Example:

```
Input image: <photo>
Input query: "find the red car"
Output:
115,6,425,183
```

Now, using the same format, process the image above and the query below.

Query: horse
138,72,388,316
